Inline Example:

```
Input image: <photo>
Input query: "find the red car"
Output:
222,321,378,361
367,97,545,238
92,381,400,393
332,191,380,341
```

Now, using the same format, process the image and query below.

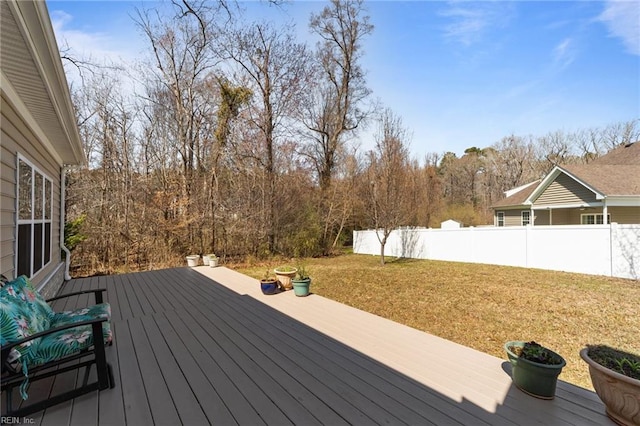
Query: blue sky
48,0,639,158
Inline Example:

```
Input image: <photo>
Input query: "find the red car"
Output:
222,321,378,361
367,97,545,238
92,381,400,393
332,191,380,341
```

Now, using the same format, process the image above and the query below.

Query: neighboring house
492,142,640,226
1,1,84,297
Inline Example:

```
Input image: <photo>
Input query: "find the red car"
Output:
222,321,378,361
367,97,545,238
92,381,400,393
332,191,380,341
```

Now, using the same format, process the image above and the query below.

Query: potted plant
260,271,279,295
273,266,297,291
186,255,200,267
580,344,640,426
504,341,566,399
291,266,311,297
207,254,219,267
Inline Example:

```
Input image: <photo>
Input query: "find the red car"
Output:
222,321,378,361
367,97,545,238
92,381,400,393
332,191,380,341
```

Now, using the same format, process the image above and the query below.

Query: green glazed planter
292,278,311,297
504,341,566,399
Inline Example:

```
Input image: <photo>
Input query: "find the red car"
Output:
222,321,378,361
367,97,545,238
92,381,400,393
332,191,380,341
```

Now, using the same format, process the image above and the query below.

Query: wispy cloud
51,10,135,64
553,37,576,70
598,0,640,55
439,1,513,46
50,9,144,92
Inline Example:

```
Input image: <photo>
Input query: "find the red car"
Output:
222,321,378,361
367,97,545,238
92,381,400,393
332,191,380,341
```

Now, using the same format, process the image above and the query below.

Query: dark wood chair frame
1,289,115,417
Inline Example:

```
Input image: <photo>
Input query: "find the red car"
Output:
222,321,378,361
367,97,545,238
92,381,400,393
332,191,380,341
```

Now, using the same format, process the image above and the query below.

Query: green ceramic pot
505,341,566,399
292,278,311,297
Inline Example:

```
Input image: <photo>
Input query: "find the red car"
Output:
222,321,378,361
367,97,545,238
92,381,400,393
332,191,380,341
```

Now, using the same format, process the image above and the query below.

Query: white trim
15,154,53,278
521,211,531,226
60,166,71,280
526,166,604,204
1,72,64,166
532,202,603,210
580,213,610,225
504,180,540,198
605,196,640,207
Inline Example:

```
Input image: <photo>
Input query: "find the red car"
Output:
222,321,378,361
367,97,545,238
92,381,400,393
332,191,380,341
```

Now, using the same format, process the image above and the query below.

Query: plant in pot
580,344,640,426
504,341,566,399
207,254,219,267
291,266,311,297
186,255,200,267
273,266,297,291
260,270,279,295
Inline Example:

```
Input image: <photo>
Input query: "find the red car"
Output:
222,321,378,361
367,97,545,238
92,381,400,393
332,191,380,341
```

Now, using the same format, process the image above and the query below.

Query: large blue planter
260,280,278,295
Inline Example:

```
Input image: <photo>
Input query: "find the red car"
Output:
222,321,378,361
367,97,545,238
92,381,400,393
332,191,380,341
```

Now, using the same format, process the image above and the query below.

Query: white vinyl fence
353,224,640,280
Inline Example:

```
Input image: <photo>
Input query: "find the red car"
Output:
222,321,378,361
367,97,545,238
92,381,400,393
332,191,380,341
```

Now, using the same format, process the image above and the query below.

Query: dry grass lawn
233,253,640,390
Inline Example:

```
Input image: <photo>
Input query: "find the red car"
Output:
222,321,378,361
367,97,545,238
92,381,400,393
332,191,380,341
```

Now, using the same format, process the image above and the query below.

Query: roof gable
526,166,603,205
493,142,640,209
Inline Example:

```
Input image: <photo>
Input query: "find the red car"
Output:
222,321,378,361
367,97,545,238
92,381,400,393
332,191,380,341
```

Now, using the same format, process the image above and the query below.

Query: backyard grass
233,253,640,391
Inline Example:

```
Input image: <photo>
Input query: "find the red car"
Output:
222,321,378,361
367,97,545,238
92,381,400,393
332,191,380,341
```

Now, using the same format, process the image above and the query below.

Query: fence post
525,224,530,268
609,222,616,278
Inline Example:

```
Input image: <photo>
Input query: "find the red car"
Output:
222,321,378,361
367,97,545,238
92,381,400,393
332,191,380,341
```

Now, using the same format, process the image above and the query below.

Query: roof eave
8,0,84,165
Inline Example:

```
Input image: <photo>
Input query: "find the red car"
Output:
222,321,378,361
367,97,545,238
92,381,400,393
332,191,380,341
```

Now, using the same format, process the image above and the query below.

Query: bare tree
135,1,226,254
303,0,374,191
222,21,312,253
365,109,411,265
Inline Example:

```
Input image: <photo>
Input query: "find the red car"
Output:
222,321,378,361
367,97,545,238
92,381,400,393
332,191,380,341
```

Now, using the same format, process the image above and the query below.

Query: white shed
441,219,462,229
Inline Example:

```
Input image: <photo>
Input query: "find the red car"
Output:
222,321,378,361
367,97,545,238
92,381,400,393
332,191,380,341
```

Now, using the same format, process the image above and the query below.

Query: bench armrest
46,288,107,304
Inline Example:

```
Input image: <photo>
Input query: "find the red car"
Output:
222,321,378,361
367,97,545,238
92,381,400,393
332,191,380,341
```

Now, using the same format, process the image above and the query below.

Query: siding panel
534,173,597,206
609,206,640,224
1,95,62,286
533,209,549,225
505,209,525,226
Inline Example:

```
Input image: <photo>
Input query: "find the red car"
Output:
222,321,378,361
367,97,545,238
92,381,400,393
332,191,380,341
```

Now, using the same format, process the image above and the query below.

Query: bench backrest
0,276,55,349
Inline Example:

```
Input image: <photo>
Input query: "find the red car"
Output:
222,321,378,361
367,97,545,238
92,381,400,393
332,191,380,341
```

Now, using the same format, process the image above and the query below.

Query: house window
521,211,531,226
17,157,52,278
580,213,610,225
497,212,505,227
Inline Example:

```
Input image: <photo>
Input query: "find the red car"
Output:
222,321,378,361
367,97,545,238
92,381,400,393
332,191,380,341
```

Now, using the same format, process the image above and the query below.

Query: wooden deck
8,267,611,425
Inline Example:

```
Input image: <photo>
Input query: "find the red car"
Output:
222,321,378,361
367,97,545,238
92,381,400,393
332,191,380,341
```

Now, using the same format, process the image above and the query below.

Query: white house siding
534,173,597,206
354,224,640,280
0,94,63,289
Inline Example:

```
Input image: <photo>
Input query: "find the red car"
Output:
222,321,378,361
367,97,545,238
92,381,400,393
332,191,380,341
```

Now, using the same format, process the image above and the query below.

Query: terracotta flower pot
580,348,640,426
274,267,297,291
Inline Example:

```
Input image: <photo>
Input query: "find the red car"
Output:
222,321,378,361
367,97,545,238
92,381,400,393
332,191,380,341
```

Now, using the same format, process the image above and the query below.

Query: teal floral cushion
1,276,112,400
1,276,54,336
50,304,112,348
26,322,112,369
0,277,54,373
51,303,111,328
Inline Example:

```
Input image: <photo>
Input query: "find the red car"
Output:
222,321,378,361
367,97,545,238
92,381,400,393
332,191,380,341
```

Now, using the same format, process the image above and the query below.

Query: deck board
3,266,614,425
115,319,155,425
136,314,210,425
126,316,182,425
